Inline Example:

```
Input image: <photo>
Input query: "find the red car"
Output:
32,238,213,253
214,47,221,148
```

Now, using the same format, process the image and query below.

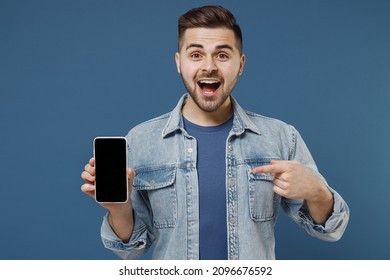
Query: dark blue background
1,0,389,260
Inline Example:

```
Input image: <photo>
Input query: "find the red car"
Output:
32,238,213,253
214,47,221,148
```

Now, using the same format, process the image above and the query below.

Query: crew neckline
183,116,234,132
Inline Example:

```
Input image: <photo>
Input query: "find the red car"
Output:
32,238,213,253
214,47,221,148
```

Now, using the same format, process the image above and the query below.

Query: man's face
175,27,245,113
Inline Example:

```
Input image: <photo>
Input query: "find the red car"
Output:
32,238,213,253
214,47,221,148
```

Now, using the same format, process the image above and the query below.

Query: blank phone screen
94,137,128,203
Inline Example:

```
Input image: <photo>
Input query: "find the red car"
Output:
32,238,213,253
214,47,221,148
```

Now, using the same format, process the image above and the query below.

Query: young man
81,5,349,260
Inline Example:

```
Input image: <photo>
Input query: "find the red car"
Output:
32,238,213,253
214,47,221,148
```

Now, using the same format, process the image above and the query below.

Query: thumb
128,168,136,183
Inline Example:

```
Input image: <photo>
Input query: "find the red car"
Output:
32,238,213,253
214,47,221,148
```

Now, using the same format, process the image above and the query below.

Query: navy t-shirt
183,116,233,260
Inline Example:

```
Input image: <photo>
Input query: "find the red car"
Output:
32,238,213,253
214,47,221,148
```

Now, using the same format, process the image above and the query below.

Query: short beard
180,75,236,113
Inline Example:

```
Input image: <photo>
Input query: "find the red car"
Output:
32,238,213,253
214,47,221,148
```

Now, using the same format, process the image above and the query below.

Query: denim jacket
100,94,349,260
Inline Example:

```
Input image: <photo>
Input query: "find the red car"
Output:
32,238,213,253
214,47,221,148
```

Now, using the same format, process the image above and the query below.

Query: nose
202,55,218,73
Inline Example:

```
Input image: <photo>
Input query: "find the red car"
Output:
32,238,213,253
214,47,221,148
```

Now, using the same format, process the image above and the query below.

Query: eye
190,52,202,60
216,53,229,61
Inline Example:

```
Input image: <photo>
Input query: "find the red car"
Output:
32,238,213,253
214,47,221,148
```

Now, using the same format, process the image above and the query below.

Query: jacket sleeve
100,187,155,259
282,125,350,241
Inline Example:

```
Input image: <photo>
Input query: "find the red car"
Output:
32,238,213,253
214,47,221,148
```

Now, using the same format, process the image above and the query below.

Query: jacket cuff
300,189,349,241
100,213,149,252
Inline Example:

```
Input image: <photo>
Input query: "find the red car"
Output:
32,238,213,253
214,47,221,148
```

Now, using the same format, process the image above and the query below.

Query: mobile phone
93,137,128,203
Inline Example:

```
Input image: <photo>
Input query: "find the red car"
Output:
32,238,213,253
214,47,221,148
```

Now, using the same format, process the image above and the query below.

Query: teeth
199,80,219,84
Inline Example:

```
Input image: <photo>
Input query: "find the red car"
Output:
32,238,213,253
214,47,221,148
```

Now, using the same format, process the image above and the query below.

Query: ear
239,54,246,76
175,52,181,74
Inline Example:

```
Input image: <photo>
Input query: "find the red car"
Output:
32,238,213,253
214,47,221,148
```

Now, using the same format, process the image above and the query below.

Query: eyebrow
186,43,234,52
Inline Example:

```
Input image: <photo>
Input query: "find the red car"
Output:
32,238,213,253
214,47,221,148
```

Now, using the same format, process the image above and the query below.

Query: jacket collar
162,93,261,138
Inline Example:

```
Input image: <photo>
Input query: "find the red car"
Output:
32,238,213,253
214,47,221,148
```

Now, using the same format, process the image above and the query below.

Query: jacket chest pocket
246,160,280,222
133,167,177,228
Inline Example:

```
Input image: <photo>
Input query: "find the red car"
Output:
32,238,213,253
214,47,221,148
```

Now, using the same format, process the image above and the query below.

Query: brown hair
178,5,243,53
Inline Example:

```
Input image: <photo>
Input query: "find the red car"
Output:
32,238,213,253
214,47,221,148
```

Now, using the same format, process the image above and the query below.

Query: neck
182,95,233,126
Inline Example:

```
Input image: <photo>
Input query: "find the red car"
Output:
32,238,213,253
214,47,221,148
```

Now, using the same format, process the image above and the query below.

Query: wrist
107,204,134,243
107,201,133,220
305,179,332,203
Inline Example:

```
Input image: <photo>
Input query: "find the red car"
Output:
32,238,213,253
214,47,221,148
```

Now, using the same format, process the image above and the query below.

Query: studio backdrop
0,0,389,259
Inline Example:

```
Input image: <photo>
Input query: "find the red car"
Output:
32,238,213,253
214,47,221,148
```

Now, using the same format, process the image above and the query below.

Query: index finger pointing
251,160,289,174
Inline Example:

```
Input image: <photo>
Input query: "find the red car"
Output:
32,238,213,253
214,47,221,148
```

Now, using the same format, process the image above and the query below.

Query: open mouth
197,80,221,95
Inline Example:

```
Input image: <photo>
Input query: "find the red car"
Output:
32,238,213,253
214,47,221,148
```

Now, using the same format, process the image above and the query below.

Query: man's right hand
81,157,135,242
